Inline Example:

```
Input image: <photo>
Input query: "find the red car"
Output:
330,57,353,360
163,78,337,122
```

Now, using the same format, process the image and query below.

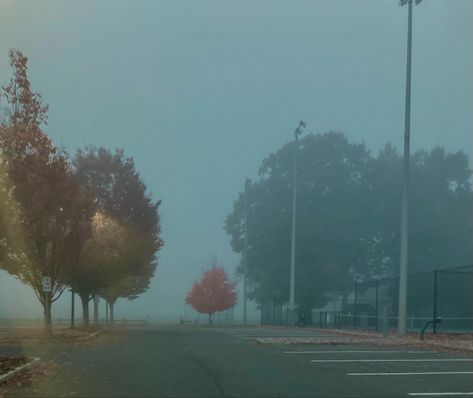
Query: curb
311,328,473,353
0,357,40,385
76,329,105,342
89,330,103,339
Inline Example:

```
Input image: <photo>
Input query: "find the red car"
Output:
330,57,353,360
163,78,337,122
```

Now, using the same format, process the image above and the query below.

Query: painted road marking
408,393,473,396
236,336,332,339
233,334,329,337
285,350,436,354
348,371,473,376
239,336,330,340
311,359,473,363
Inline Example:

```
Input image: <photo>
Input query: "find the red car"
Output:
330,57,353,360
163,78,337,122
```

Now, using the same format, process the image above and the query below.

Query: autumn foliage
186,266,237,323
0,49,162,331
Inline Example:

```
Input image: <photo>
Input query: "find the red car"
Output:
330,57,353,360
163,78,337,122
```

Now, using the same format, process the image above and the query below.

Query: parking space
224,326,336,339
289,346,473,396
228,327,473,397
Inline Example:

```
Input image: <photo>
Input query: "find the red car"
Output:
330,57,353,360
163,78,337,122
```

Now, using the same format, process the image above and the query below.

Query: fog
0,0,471,322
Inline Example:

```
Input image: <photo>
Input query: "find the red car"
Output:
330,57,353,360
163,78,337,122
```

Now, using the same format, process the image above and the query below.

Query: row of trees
0,49,163,331
225,131,473,317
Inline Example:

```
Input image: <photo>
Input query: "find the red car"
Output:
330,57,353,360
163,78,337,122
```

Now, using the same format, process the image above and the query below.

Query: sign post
42,276,52,332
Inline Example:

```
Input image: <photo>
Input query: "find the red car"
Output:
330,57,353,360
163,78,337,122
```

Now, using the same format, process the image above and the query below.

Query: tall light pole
289,120,306,326
398,0,423,335
243,178,251,326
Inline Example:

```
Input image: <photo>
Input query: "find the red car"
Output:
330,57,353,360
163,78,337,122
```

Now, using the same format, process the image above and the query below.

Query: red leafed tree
186,265,237,325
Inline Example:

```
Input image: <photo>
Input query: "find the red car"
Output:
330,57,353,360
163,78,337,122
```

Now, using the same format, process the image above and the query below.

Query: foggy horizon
0,0,471,322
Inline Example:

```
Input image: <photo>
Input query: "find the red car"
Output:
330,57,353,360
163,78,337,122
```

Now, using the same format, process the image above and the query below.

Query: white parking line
311,359,473,363
233,334,327,337
239,337,325,340
348,371,473,376
285,350,436,354
408,393,473,396
236,336,329,339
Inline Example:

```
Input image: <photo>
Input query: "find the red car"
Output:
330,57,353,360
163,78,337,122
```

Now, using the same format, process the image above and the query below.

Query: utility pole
289,120,306,326
243,178,251,325
398,0,423,336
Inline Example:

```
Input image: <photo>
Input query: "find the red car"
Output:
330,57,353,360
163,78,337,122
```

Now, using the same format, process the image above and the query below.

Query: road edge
0,357,40,385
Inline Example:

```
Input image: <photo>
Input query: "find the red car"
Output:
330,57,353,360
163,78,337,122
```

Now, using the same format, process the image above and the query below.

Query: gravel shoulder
254,326,473,354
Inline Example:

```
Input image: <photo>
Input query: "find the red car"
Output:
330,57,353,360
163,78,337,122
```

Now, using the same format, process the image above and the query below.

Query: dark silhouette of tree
367,145,473,274
225,132,473,317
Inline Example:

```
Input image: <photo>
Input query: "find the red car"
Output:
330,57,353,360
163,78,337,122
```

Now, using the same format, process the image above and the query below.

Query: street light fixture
289,120,306,326
398,0,423,335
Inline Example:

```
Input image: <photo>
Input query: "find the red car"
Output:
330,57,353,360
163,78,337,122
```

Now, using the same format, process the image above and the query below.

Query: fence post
375,280,379,331
353,279,358,329
272,302,276,326
383,306,389,337
433,270,438,334
261,299,265,325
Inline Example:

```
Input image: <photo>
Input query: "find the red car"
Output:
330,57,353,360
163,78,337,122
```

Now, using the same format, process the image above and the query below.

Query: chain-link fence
260,299,287,325
262,265,473,333
315,265,473,333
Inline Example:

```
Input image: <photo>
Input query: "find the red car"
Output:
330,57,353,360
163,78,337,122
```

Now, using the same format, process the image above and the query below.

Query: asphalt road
3,325,473,397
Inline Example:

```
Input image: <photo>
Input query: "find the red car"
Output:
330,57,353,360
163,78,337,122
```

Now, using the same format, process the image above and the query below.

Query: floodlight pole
243,178,250,325
289,121,306,327
398,0,422,335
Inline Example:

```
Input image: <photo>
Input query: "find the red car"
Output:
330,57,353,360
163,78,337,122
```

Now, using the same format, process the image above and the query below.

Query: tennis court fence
261,265,473,333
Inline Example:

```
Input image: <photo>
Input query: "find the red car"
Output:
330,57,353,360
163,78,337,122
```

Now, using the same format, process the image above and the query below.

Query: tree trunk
43,293,52,333
109,301,115,325
80,293,90,327
70,288,75,329
105,299,109,326
93,296,99,327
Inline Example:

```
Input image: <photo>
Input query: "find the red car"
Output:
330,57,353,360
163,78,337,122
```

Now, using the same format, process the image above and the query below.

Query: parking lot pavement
228,327,473,397
4,325,473,397
223,326,338,338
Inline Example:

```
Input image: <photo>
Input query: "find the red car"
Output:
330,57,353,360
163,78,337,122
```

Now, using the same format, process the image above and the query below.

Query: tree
72,146,162,324
0,50,94,331
224,132,473,318
368,145,473,275
73,212,123,326
225,132,373,317
185,264,237,325
98,219,157,324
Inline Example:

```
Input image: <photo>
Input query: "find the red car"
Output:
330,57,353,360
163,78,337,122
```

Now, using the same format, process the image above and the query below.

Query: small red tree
186,266,237,325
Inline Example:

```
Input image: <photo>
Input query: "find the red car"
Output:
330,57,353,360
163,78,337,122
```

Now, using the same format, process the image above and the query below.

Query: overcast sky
0,0,471,321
